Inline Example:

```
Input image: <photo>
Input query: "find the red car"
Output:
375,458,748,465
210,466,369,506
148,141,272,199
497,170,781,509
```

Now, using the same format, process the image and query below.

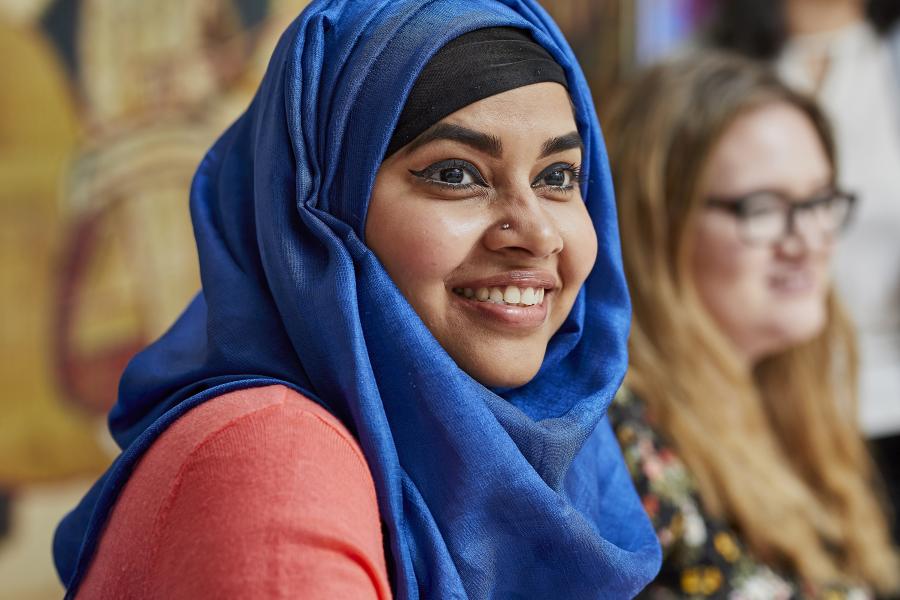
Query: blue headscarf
54,1,661,597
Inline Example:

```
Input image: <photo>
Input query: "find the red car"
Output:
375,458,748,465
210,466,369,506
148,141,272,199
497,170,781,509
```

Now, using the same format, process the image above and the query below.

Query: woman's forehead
414,83,579,152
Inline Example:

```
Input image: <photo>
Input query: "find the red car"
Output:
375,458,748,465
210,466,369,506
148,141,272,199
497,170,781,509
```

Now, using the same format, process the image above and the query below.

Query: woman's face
691,101,835,364
366,82,597,388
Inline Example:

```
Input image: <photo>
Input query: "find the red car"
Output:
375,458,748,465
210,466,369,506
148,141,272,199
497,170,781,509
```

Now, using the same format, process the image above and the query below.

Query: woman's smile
448,269,557,330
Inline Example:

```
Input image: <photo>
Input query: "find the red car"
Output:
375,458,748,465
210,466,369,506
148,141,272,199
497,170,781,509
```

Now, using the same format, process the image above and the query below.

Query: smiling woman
52,2,661,599
604,51,899,597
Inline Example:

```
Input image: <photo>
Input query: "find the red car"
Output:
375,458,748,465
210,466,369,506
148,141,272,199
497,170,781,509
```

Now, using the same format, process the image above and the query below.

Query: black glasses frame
705,189,857,245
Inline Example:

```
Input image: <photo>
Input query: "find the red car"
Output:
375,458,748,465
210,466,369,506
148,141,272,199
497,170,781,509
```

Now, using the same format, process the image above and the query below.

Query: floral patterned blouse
608,387,871,600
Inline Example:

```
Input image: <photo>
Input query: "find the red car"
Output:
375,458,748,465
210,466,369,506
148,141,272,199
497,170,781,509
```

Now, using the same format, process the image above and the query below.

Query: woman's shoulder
608,388,871,599
147,383,375,496
607,386,699,544
608,388,786,597
161,384,362,454
139,384,378,507
607,387,693,497
79,385,391,599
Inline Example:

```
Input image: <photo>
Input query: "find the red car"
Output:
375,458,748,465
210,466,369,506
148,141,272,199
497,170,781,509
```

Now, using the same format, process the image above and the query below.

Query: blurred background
11,0,899,597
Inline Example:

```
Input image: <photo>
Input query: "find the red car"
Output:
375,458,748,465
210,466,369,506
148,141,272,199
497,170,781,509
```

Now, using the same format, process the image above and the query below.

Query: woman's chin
749,312,828,362
461,358,542,389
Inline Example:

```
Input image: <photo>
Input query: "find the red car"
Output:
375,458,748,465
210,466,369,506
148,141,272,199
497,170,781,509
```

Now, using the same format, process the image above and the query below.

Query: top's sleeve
77,385,392,600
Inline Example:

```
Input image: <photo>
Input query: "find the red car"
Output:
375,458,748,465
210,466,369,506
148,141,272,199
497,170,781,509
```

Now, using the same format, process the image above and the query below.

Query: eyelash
408,159,486,192
532,162,582,193
408,160,583,195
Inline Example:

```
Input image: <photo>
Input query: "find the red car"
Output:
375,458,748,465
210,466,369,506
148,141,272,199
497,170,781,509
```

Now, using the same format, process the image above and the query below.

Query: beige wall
0,1,310,595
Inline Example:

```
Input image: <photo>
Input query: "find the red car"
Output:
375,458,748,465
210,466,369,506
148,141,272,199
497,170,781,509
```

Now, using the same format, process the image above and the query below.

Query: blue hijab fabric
54,1,661,597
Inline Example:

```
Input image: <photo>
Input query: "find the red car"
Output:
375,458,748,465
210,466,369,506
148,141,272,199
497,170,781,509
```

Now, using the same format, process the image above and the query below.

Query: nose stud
500,223,511,231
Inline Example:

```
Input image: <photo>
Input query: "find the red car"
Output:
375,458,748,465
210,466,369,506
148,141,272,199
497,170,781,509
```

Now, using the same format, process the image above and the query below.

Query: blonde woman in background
708,0,900,548
604,51,900,598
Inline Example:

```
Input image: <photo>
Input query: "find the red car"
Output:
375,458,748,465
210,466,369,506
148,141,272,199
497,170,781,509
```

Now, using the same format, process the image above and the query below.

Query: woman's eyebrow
404,123,503,157
540,131,583,158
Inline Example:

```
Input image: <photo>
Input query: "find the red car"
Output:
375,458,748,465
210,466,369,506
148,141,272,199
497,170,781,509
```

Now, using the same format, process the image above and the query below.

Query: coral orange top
78,385,392,599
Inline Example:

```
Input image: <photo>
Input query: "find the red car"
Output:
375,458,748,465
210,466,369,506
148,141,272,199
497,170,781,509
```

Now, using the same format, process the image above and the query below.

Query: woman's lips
768,269,817,295
450,289,550,328
447,270,557,329
452,269,559,292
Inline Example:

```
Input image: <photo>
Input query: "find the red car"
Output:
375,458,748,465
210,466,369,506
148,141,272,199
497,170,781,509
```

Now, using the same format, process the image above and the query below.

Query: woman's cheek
398,213,474,277
564,205,599,285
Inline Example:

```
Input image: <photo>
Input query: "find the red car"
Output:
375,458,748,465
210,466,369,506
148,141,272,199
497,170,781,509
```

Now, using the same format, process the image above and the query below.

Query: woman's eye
543,169,569,187
409,160,486,189
438,167,470,185
743,196,782,218
746,204,780,218
533,163,581,190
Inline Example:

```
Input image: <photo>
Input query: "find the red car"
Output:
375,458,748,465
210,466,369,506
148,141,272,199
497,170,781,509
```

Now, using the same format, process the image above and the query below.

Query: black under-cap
385,26,568,157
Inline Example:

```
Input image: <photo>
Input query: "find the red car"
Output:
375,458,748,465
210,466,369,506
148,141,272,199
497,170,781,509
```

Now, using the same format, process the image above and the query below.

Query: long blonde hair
604,51,900,593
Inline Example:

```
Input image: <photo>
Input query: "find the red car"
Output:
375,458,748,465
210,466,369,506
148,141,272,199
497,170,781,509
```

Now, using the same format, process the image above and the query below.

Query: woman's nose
777,210,832,256
483,191,564,259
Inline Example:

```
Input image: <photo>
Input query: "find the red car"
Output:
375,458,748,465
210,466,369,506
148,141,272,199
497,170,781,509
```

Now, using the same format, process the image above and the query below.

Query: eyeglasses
705,189,857,245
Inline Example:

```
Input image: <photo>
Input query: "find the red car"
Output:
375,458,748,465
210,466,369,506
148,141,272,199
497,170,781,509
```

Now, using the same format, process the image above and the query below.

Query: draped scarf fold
54,1,662,597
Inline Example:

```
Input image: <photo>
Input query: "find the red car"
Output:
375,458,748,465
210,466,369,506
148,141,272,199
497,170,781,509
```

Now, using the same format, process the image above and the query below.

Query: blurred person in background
708,0,900,536
604,51,900,598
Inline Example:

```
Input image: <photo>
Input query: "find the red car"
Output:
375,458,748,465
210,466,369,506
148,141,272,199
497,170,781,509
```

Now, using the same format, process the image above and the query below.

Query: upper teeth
453,286,546,306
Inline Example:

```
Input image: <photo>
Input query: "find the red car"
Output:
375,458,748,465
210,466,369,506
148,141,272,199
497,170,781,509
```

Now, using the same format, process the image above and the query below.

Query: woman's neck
785,0,865,36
